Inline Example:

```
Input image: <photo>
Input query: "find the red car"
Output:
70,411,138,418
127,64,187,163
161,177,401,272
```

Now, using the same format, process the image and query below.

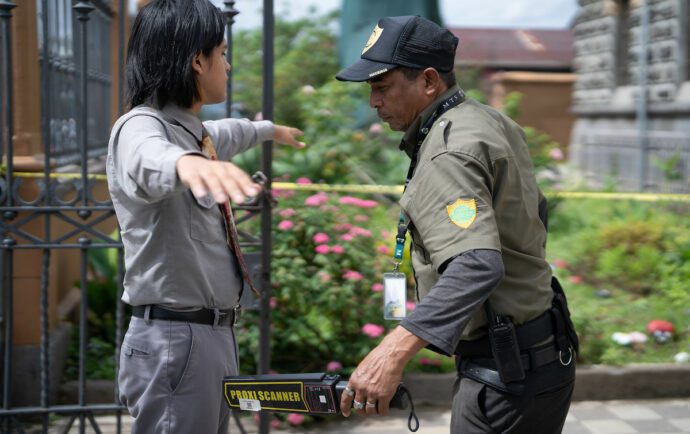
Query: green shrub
236,188,419,374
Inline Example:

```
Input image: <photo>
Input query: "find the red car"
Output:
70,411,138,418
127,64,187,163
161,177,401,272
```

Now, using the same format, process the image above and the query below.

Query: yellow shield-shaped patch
362,25,384,54
447,199,477,229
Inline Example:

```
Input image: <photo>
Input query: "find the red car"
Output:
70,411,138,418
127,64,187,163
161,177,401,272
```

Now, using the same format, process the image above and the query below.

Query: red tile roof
448,27,574,71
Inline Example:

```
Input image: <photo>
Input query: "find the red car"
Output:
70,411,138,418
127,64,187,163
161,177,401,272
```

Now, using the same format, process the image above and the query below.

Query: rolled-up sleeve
400,249,504,356
115,116,202,203
204,118,274,161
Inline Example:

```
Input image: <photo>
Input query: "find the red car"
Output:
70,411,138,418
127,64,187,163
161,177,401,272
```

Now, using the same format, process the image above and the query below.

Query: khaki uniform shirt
399,86,553,341
107,104,274,310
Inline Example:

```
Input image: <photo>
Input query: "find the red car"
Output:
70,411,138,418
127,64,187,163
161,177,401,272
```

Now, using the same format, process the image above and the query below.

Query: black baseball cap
336,16,459,82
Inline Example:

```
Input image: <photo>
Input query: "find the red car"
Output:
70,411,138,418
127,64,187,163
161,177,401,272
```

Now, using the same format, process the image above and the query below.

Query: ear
191,52,204,75
421,68,442,95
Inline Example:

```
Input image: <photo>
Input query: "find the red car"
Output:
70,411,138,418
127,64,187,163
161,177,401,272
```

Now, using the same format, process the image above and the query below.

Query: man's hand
176,155,260,204
273,125,306,148
340,326,427,417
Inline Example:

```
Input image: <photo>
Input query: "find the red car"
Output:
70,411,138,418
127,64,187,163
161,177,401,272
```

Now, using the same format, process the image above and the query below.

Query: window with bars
36,0,113,164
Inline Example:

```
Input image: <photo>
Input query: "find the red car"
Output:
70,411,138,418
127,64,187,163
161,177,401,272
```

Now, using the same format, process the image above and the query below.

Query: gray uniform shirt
107,104,274,310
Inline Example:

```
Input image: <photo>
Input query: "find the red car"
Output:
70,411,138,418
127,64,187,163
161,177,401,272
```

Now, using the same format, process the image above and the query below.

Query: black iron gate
0,0,275,432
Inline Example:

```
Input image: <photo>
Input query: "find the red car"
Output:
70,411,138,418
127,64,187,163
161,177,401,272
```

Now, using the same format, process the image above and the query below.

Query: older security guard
336,16,578,433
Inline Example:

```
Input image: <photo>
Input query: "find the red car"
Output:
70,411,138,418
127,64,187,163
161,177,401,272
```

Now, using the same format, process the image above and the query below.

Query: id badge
383,272,407,320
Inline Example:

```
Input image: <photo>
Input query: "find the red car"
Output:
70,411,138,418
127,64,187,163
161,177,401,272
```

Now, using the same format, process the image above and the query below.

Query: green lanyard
392,90,465,267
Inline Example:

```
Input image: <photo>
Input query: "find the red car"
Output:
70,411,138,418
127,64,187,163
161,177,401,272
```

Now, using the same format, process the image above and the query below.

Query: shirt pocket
189,193,225,243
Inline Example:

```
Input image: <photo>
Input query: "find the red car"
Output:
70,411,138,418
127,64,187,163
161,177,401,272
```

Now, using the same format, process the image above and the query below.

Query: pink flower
321,205,338,212
305,192,328,207
343,270,364,280
315,244,330,254
326,360,343,372
340,234,354,242
406,301,416,311
286,413,305,426
356,199,379,209
350,227,372,237
369,123,383,134
377,245,390,254
272,188,295,198
552,259,569,269
331,245,345,254
338,196,378,208
296,177,312,185
380,230,391,238
318,271,331,282
278,220,294,231
371,283,384,292
362,323,385,338
354,214,369,222
312,232,330,244
549,148,565,161
279,208,296,217
568,275,583,284
419,357,441,366
270,297,278,309
334,223,353,232
270,419,281,429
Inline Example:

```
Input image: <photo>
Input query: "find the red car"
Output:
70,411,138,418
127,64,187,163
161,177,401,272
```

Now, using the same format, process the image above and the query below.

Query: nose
369,92,381,109
225,60,232,73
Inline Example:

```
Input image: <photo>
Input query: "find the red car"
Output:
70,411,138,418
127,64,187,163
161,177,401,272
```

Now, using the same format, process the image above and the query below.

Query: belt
132,305,239,327
460,344,568,372
455,308,554,358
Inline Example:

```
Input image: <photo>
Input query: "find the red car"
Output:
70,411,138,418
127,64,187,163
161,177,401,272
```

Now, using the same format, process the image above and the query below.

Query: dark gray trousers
118,317,239,434
451,361,575,434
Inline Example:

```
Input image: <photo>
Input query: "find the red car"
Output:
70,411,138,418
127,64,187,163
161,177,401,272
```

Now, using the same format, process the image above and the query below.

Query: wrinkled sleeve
400,249,504,356
204,118,274,161
114,115,203,203
406,151,501,272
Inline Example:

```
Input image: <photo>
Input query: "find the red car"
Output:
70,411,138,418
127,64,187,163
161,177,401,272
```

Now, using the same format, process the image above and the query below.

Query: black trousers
451,360,575,434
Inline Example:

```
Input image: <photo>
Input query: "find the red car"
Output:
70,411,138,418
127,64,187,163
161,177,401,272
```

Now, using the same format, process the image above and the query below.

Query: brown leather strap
199,129,259,298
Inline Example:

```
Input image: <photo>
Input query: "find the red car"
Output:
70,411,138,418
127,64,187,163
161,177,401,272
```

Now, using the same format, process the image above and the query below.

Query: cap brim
335,58,398,82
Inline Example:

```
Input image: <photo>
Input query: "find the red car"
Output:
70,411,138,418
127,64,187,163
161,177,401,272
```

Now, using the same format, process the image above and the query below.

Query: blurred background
1,0,688,432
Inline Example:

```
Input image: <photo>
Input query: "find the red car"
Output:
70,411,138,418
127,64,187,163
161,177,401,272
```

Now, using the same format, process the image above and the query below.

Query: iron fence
0,1,275,433
574,129,690,193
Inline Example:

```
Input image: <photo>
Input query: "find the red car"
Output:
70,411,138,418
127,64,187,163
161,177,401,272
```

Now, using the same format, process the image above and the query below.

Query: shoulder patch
447,199,477,229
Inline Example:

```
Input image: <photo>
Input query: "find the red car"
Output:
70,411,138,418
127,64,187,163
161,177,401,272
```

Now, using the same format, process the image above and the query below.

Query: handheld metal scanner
223,373,419,431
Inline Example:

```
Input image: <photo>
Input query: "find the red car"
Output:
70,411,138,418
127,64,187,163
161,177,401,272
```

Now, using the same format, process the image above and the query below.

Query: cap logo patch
447,199,477,229
362,24,384,54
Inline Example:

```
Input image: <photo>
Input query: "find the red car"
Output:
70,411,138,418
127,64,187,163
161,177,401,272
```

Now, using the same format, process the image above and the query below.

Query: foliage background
69,12,689,388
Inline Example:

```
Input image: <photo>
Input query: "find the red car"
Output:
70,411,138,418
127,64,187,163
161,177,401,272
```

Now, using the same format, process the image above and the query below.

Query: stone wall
569,0,690,192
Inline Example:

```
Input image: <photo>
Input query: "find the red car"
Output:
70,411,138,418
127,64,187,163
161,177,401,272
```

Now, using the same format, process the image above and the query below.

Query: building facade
570,0,690,192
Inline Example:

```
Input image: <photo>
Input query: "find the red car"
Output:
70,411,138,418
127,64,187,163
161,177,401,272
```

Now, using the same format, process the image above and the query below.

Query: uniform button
439,121,445,126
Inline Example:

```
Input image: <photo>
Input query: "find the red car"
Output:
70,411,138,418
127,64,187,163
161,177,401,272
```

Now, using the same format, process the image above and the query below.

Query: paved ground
28,398,690,433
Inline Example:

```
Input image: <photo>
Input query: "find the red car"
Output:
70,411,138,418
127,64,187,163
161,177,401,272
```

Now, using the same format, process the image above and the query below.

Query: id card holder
383,272,407,320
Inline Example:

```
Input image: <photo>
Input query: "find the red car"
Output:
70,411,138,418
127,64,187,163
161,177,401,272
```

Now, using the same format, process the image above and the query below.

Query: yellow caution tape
273,182,690,202
5,171,690,202
5,171,108,181
272,182,404,195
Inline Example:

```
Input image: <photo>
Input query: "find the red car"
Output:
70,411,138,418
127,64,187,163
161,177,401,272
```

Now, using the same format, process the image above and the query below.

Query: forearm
400,249,504,355
204,118,274,160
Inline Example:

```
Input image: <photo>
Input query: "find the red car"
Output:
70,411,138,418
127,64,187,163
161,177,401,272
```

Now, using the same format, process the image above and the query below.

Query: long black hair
125,0,225,109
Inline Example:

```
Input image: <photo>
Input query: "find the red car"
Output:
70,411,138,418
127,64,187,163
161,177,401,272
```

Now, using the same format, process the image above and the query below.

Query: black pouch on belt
485,303,526,383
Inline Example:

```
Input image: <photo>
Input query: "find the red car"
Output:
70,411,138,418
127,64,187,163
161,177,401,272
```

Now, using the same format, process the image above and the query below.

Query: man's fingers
377,396,390,416
340,384,354,417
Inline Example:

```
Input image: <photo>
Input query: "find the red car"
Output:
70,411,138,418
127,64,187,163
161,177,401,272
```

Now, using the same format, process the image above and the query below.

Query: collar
161,104,203,142
399,85,462,158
